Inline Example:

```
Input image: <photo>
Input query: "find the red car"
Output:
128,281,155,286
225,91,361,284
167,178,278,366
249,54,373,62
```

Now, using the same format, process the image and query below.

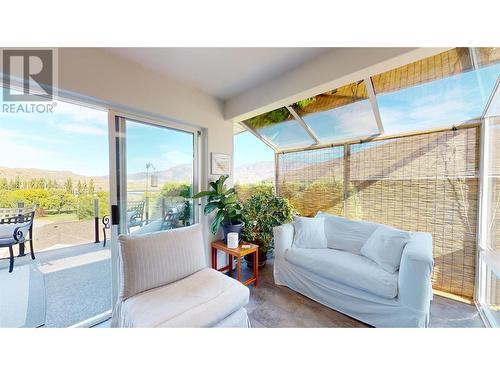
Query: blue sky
0,93,110,176
0,89,194,176
234,131,274,166
1,62,499,176
126,120,193,174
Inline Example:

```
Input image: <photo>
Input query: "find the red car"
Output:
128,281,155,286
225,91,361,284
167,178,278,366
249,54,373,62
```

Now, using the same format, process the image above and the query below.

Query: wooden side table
211,240,258,287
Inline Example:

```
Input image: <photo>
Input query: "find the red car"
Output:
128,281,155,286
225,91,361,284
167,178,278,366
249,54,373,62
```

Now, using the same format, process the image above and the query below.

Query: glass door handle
111,205,120,225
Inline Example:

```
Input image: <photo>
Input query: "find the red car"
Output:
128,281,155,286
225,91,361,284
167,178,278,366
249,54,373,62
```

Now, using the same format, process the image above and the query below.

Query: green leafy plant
193,175,242,235
241,193,296,256
179,185,193,226
244,98,317,129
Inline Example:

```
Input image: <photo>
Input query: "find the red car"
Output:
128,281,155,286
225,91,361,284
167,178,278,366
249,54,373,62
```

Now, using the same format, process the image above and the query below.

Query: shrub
235,181,274,202
241,192,296,255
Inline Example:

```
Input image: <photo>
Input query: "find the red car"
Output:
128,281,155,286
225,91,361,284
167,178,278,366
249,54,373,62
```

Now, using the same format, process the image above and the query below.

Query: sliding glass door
478,79,500,327
0,91,112,327
108,114,199,302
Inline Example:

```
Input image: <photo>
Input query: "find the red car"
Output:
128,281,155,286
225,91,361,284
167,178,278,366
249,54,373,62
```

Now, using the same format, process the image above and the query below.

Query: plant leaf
211,210,225,235
192,191,213,199
204,202,218,215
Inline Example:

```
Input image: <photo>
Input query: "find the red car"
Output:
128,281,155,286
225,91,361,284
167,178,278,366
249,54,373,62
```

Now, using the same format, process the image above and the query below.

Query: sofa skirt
274,257,430,328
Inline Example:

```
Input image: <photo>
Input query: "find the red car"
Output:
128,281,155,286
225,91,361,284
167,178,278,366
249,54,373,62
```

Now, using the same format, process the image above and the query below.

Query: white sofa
112,224,250,328
273,212,434,327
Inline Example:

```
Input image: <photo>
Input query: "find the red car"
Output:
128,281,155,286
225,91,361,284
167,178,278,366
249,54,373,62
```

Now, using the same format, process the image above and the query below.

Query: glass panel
484,264,500,326
120,119,195,236
243,107,314,149
277,146,344,217
0,88,111,327
484,117,500,251
234,131,274,202
478,81,500,327
373,47,500,135
291,81,380,142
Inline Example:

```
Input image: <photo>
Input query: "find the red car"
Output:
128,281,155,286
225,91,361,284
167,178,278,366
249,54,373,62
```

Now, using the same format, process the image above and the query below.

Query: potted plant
193,175,243,240
241,193,296,268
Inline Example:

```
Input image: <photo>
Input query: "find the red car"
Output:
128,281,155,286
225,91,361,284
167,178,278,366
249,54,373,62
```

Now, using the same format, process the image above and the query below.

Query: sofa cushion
118,224,206,300
121,268,249,327
315,212,379,255
361,226,411,273
292,216,327,249
285,247,398,299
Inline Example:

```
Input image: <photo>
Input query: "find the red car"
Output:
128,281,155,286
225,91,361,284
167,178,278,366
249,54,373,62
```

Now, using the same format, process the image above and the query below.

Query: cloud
161,150,192,166
58,123,107,136
377,72,494,134
52,100,108,126
0,136,63,170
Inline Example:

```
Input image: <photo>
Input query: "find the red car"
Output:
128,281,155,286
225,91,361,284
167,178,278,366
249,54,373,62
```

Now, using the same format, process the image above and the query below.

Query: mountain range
233,160,309,183
0,166,109,190
0,159,312,189
0,163,195,190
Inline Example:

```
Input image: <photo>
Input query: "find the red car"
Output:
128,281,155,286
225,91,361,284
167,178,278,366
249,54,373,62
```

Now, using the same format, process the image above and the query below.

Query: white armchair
112,224,250,328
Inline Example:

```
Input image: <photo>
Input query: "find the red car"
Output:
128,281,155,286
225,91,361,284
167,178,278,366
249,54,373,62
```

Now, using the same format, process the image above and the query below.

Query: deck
0,242,111,328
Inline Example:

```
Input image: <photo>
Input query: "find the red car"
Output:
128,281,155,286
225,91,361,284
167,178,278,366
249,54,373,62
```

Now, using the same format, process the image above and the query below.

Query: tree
65,178,73,194
12,176,21,189
76,180,87,195
88,178,95,195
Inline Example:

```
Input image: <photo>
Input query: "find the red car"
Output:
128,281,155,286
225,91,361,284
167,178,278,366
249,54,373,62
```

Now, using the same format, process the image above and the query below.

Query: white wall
56,48,234,263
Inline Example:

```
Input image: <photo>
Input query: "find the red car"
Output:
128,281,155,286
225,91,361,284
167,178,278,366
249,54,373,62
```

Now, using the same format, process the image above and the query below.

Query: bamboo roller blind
277,126,480,300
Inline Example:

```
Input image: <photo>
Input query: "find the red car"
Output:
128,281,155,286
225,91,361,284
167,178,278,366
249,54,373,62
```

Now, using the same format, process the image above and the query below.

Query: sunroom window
243,107,315,149
372,47,500,135
290,80,380,143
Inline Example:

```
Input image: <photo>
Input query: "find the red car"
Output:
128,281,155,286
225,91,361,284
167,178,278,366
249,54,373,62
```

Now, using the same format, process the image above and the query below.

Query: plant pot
244,248,267,269
222,221,244,243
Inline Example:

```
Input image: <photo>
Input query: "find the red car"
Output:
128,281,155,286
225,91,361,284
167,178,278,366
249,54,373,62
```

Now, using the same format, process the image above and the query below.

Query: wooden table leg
211,247,217,270
237,256,241,281
228,254,233,276
254,250,258,287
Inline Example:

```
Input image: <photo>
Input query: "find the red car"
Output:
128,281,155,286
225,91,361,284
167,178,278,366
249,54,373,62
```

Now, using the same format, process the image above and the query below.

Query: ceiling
104,48,330,100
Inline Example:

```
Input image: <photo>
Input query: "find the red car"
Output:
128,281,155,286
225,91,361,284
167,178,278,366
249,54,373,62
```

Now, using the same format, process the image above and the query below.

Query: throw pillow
360,225,411,273
292,216,328,249
315,211,378,254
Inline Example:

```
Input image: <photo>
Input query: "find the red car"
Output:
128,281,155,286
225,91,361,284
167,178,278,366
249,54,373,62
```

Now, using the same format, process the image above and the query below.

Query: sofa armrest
273,223,294,261
398,232,434,312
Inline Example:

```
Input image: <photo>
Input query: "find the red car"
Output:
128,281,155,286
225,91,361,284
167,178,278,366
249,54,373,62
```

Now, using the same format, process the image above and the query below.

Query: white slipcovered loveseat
273,212,434,327
112,224,250,328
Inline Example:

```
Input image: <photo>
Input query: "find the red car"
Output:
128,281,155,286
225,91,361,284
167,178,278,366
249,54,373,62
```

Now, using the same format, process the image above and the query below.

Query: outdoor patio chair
160,209,180,231
0,211,36,273
127,201,145,233
102,215,110,247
